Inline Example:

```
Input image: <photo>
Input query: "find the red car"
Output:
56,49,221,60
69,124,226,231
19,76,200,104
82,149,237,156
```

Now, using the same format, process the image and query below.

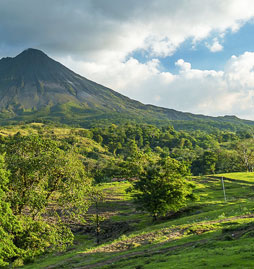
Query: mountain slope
0,48,143,112
0,48,253,130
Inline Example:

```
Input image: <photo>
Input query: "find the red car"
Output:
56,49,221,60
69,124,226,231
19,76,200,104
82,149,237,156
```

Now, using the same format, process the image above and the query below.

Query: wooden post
221,177,227,202
95,201,100,244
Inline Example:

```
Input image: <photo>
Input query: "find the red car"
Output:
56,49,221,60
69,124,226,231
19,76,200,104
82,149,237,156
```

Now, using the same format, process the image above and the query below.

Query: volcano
0,48,252,130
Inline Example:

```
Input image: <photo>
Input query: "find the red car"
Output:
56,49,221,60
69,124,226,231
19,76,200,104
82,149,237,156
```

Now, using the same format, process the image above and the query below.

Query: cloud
175,59,191,72
206,38,224,52
0,0,254,60
225,52,254,90
60,51,254,120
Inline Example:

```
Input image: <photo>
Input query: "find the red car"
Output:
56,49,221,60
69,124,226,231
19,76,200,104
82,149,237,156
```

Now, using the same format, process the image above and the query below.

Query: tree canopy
0,134,92,266
129,157,196,221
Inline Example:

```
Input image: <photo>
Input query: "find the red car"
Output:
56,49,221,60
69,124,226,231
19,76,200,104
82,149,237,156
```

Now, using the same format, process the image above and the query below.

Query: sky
1,0,254,119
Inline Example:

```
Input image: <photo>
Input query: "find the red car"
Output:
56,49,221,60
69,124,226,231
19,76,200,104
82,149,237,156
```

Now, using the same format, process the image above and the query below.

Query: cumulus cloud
60,52,254,120
175,59,192,72
225,52,254,90
206,38,224,52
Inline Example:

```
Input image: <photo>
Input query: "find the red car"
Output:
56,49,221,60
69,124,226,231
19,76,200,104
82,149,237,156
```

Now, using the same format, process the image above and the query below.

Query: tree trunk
96,201,100,244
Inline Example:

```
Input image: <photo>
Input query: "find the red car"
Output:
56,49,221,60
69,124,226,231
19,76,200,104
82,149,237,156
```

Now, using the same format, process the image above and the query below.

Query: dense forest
1,122,254,266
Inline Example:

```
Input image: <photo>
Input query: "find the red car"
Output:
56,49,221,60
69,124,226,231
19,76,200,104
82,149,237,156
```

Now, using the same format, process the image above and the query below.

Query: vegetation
0,129,93,266
22,172,254,269
129,157,195,221
0,154,21,267
0,121,254,267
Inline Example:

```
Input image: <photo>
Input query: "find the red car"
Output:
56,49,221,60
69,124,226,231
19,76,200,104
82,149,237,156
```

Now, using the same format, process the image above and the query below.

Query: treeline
87,123,254,176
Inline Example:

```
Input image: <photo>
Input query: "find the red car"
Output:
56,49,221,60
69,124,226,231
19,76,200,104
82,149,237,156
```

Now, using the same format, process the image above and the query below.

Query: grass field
23,173,254,269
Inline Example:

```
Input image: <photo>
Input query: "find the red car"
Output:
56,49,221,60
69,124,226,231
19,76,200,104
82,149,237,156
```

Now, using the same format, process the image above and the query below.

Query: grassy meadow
22,172,254,269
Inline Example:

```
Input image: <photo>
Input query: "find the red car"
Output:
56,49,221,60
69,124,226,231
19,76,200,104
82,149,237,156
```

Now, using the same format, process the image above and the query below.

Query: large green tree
3,134,92,219
0,134,93,265
129,157,196,221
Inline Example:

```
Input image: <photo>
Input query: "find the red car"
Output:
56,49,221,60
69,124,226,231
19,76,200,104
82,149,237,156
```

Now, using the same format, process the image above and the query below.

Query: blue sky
1,0,254,119
131,21,254,74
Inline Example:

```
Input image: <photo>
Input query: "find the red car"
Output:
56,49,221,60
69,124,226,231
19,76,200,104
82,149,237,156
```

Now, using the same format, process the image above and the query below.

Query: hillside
0,49,254,131
22,172,254,269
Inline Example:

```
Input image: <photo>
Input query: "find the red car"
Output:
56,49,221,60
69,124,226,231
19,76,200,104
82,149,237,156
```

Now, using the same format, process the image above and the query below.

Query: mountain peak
0,48,68,82
14,48,51,63
20,48,45,54
16,48,48,58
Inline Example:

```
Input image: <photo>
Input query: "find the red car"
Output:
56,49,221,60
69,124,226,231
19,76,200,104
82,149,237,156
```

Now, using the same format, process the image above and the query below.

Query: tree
202,150,217,174
3,135,92,219
129,157,196,221
0,135,93,265
89,187,105,244
236,139,254,172
191,150,217,175
215,149,242,173
0,154,21,267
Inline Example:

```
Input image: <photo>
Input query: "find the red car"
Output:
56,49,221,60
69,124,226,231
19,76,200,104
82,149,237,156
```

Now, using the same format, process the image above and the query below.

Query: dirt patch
160,205,204,221
83,214,254,254
86,227,185,254
72,220,132,243
45,239,208,269
99,220,132,241
79,239,208,269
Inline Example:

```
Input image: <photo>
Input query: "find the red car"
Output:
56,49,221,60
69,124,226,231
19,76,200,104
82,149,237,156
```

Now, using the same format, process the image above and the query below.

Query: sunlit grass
23,172,254,269
214,172,254,183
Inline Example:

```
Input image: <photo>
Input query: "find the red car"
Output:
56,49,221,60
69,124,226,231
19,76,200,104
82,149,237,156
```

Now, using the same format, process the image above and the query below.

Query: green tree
89,187,105,244
191,150,217,175
129,157,196,221
0,154,21,267
202,150,217,174
236,139,254,172
0,135,93,265
3,135,92,219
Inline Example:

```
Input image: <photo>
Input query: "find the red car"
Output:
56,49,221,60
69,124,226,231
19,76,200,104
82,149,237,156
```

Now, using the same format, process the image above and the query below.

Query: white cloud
225,52,254,90
144,37,177,57
175,59,191,72
206,38,223,52
59,52,254,120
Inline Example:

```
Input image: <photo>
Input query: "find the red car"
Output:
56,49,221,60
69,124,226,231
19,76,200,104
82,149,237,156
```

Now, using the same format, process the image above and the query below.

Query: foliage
89,187,105,244
236,139,254,172
0,154,21,267
20,171,254,269
1,121,254,266
2,134,92,219
0,134,92,266
15,216,74,262
129,157,196,221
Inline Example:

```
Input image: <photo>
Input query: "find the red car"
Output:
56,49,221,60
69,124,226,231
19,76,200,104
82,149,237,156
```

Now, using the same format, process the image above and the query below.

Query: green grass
215,172,254,183
23,173,254,269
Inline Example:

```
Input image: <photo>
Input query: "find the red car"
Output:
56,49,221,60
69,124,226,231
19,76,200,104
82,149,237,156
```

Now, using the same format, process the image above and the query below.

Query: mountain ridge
0,48,253,130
